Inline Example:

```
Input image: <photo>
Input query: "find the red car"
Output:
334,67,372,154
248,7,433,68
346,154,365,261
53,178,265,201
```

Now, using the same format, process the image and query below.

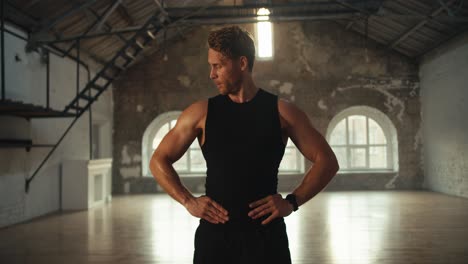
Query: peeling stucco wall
113,21,421,194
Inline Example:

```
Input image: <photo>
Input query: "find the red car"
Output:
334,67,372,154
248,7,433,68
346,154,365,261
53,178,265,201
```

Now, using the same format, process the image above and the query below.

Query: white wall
0,24,113,228
419,32,468,198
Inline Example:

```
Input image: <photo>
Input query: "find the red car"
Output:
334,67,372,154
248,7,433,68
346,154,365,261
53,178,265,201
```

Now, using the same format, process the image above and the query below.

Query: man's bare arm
149,101,201,206
247,99,339,225
280,99,339,207
149,100,229,224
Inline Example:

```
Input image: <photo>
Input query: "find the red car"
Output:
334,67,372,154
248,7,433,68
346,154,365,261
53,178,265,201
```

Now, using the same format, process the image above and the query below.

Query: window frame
326,106,399,173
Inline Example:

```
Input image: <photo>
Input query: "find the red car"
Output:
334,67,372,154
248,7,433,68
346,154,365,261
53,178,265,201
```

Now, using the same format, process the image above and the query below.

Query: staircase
63,13,166,118
23,11,170,193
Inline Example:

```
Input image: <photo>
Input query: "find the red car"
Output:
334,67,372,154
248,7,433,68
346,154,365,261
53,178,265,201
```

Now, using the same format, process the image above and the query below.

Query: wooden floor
1,191,468,264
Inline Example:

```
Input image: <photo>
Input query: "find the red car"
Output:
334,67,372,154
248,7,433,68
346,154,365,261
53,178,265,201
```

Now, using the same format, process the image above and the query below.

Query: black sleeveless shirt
200,88,286,230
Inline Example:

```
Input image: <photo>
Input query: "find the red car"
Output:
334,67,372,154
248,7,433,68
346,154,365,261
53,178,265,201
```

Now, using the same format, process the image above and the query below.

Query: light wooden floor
1,191,468,264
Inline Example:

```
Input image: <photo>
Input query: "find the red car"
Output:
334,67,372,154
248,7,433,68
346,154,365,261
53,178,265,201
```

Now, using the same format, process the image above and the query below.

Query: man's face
208,48,243,95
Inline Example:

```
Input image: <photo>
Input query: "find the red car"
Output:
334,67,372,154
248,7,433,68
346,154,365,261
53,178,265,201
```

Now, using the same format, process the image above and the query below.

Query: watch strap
285,194,299,212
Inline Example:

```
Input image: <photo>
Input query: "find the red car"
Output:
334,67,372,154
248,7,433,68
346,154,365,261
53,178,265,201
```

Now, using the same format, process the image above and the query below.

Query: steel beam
387,0,457,49
183,12,358,25
34,0,96,32
96,0,121,32
416,25,468,59
117,1,135,25
4,1,40,30
85,5,127,42
63,0,125,56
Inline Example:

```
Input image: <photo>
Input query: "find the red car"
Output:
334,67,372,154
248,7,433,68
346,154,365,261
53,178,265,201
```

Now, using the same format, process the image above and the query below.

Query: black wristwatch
285,194,299,212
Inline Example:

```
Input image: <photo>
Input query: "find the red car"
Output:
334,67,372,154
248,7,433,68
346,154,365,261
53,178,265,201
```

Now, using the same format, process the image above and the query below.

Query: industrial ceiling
4,0,468,67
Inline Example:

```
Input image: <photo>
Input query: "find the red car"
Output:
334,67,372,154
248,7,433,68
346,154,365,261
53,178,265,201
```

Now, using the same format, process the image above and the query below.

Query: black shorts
193,219,292,264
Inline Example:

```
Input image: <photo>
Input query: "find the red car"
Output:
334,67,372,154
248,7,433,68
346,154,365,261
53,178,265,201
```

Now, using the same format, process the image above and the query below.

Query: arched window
143,112,304,177
326,106,398,172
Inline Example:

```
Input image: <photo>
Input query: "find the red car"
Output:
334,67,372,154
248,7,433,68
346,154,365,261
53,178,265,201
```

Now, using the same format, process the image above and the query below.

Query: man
149,26,339,263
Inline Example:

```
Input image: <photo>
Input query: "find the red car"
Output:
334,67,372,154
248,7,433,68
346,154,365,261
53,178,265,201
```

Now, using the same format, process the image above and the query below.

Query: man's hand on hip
185,195,229,224
248,193,293,225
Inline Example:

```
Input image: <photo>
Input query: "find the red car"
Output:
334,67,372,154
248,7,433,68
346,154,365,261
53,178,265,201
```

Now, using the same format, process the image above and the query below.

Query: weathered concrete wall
419,31,468,199
113,21,421,194
0,25,113,228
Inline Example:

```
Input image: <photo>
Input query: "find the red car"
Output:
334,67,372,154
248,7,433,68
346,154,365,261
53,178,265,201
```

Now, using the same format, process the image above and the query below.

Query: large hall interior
1,0,468,263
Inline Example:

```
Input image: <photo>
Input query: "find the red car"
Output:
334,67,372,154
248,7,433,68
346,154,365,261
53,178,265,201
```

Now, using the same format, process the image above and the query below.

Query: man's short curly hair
208,26,256,72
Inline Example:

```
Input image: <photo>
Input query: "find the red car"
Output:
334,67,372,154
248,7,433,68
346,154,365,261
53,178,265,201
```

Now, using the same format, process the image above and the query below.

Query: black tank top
200,88,286,230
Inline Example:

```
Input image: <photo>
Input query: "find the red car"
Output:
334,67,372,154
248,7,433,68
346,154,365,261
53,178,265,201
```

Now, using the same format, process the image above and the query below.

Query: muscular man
149,26,339,263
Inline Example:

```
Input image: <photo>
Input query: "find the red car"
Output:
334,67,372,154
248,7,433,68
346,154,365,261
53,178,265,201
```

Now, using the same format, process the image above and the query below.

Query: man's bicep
153,110,200,164
284,104,334,163
156,126,197,163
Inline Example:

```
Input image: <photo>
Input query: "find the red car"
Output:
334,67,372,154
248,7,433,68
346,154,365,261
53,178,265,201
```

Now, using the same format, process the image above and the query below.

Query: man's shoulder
278,98,299,114
278,98,307,128
176,100,208,130
190,99,208,108
185,99,208,117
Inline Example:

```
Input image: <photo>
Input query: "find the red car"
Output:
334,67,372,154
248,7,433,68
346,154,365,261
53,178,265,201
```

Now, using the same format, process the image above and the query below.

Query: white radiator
61,159,112,210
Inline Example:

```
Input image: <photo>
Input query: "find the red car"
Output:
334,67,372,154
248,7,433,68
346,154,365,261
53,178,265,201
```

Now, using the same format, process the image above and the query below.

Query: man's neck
228,77,258,103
